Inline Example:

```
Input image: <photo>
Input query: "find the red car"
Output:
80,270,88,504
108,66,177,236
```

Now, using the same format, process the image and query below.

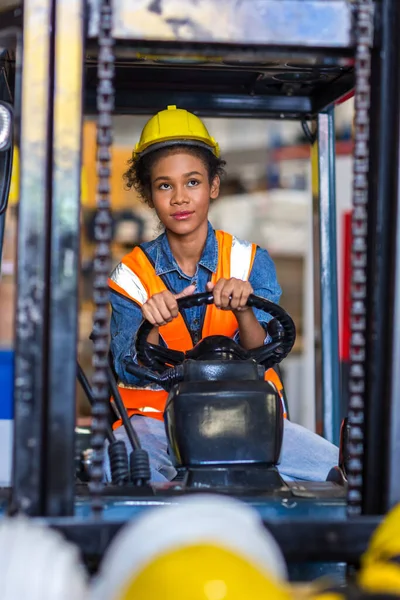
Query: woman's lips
171,211,194,221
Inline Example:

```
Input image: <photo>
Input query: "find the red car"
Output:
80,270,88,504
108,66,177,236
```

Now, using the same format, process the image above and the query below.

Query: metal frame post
45,0,84,516
0,211,5,273
0,59,14,272
311,109,341,445
388,110,400,508
363,0,400,513
12,0,54,515
12,0,84,516
0,147,13,272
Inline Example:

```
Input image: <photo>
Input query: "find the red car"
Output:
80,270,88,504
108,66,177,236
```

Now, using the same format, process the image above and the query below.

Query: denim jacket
110,222,282,384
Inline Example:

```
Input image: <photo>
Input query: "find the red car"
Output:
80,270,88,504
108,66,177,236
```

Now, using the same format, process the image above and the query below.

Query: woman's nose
171,185,189,205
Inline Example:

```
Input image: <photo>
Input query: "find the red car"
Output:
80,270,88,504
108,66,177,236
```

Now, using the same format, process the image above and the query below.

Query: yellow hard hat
134,105,220,158
309,593,344,600
359,562,400,596
118,543,292,600
357,503,400,596
362,503,400,567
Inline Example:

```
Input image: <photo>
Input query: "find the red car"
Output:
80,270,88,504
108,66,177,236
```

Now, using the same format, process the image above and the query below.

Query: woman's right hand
141,285,196,327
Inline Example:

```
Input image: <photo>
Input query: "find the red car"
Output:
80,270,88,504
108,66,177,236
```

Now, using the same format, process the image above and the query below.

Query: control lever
125,360,184,392
77,361,151,487
77,362,114,444
77,362,129,485
107,366,141,451
107,365,152,486
248,341,285,368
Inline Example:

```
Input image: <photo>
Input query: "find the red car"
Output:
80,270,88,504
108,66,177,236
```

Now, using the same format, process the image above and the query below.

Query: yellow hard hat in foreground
133,105,220,158
362,502,400,567
92,494,288,600
358,502,400,596
119,543,291,600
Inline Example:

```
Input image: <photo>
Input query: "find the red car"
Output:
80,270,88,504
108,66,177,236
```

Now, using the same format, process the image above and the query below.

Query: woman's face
149,150,220,236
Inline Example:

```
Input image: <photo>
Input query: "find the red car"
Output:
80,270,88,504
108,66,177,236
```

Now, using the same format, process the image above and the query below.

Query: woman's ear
210,175,220,200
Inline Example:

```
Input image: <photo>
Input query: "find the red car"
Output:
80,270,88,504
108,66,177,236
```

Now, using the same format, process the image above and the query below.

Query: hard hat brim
134,139,219,159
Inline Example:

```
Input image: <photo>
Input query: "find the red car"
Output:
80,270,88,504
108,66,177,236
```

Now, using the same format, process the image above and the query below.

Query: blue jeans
105,416,339,483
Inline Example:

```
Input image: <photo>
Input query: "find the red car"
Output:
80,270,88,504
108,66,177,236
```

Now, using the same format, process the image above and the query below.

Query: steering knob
267,318,285,341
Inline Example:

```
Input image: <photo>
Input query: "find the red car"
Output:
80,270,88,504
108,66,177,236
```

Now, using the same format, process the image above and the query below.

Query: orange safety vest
108,230,285,424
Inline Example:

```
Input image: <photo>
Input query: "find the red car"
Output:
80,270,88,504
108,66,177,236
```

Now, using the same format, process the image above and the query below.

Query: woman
108,105,338,482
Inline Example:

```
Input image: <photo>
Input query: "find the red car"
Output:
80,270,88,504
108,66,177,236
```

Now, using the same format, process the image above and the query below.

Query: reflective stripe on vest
108,230,284,422
109,262,148,304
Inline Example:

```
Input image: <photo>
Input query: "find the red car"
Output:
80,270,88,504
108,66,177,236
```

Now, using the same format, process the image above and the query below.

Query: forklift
0,0,400,584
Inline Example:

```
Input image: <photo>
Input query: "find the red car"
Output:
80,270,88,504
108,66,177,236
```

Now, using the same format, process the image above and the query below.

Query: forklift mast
0,0,399,566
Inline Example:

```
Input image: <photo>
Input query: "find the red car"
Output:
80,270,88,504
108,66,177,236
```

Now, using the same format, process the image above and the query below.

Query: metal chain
89,0,114,515
347,0,374,516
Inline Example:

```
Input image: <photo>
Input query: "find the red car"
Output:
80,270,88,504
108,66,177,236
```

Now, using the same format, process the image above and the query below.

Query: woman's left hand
206,278,253,313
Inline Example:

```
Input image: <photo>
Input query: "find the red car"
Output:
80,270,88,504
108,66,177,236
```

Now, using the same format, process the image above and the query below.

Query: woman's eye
187,179,199,187
159,183,171,190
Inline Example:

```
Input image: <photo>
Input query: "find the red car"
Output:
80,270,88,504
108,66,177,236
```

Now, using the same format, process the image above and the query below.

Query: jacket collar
154,222,218,276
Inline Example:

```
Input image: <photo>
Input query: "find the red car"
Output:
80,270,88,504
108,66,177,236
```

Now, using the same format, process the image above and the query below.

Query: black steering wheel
133,292,296,375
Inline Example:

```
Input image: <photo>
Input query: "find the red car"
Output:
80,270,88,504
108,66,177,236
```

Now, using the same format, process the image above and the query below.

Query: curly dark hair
123,144,226,205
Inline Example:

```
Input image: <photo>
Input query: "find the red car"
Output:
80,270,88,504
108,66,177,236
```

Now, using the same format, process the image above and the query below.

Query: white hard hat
0,516,88,600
